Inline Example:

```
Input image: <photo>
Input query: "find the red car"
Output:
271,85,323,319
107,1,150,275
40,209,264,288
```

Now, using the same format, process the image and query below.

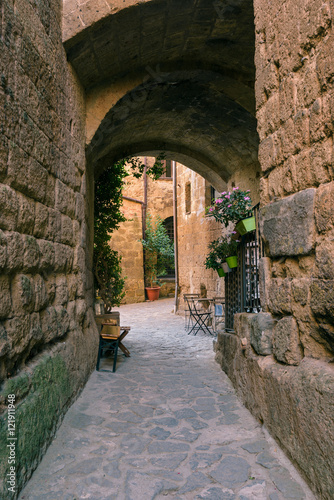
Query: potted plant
141,214,175,300
205,236,240,274
206,187,255,234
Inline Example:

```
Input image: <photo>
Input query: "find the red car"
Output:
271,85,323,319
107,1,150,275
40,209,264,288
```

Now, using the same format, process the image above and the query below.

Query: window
185,182,191,214
161,216,175,278
158,160,172,179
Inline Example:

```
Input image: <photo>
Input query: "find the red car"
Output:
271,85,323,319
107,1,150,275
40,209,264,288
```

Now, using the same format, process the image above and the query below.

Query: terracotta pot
235,216,256,236
145,287,161,301
226,255,238,268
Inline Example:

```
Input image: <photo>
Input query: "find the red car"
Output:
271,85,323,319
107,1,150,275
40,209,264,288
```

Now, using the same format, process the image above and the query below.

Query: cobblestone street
19,299,315,500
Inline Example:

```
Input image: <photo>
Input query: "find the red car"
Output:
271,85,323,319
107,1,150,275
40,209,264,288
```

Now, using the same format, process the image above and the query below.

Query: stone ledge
259,189,316,257
215,332,334,500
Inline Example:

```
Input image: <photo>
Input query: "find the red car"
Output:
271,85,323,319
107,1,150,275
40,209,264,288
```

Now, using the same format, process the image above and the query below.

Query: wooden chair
183,293,200,331
96,319,131,372
187,298,213,336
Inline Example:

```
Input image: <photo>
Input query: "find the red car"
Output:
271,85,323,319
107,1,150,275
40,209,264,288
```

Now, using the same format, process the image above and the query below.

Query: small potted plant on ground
141,214,175,300
206,187,255,234
205,235,240,275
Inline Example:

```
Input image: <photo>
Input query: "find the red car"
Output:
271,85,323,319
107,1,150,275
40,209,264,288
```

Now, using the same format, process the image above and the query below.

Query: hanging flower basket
235,216,256,236
226,255,238,268
217,268,226,277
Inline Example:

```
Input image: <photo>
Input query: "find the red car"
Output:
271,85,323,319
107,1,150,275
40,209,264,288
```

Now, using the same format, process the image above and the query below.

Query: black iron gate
225,205,263,330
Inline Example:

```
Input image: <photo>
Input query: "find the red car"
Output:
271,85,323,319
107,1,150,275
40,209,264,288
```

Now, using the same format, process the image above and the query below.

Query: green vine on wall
93,155,166,311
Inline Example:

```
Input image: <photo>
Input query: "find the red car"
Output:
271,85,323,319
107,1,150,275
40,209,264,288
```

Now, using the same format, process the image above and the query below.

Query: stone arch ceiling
63,0,259,187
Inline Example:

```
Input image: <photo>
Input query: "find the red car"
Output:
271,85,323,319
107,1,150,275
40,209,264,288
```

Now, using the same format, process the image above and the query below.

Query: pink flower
209,208,214,212
227,204,232,207
225,195,230,199
244,196,250,200
221,191,226,195
231,231,237,234
215,198,223,204
233,186,239,190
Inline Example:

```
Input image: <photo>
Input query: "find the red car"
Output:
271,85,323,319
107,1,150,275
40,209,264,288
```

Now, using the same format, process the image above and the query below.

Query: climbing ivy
93,155,165,310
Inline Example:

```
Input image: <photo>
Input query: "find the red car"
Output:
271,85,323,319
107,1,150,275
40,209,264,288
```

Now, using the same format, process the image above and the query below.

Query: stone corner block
273,316,303,365
259,189,316,257
250,312,277,355
234,313,258,340
314,181,334,233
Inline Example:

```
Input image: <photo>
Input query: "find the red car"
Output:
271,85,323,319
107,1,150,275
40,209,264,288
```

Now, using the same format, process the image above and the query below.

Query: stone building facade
0,0,333,498
0,0,97,496
109,158,175,303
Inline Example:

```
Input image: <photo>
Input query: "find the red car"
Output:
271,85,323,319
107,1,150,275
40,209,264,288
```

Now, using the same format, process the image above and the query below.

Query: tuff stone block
6,231,24,271
47,208,61,243
38,239,55,271
260,189,316,257
55,276,69,306
40,306,58,342
4,315,31,356
268,278,292,315
250,313,276,356
0,135,9,181
11,274,36,315
315,239,334,279
314,181,334,233
273,316,303,365
0,184,18,231
23,235,40,272
33,275,49,312
60,214,74,246
17,193,35,234
0,276,11,319
0,230,7,271
55,306,70,337
310,279,334,326
54,243,74,273
34,202,49,239
55,179,75,217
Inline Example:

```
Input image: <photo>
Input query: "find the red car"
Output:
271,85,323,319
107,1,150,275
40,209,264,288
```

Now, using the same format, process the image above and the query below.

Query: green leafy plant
206,187,252,227
205,236,239,271
141,214,175,288
94,155,165,310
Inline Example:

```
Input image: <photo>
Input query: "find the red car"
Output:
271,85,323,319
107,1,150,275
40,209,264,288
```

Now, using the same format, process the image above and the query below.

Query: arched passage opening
64,1,334,495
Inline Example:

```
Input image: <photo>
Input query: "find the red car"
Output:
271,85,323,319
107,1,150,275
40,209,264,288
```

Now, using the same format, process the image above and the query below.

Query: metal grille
225,250,242,330
225,205,263,330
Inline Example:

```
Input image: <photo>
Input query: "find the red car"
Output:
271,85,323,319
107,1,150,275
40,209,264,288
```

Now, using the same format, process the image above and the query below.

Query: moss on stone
0,354,72,499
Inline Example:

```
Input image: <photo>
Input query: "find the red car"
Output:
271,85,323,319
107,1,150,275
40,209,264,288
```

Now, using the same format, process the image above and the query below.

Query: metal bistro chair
187,297,213,336
212,297,225,333
183,293,200,331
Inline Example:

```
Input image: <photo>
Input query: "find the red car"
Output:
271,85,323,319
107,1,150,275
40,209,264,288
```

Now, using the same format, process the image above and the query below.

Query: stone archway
1,0,334,497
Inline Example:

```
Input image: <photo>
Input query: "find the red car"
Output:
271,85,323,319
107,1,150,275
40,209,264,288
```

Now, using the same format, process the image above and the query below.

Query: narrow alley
19,299,315,500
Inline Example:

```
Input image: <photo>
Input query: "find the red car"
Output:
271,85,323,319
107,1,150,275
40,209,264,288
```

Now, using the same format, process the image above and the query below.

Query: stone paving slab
19,299,316,500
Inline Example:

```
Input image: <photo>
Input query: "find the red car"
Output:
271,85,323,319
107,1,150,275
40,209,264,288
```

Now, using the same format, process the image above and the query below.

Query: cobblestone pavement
20,299,316,500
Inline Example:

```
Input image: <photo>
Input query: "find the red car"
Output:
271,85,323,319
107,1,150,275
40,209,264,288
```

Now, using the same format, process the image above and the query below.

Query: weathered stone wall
177,163,260,310
215,2,334,499
177,165,224,305
255,0,334,359
0,0,97,497
109,197,146,304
